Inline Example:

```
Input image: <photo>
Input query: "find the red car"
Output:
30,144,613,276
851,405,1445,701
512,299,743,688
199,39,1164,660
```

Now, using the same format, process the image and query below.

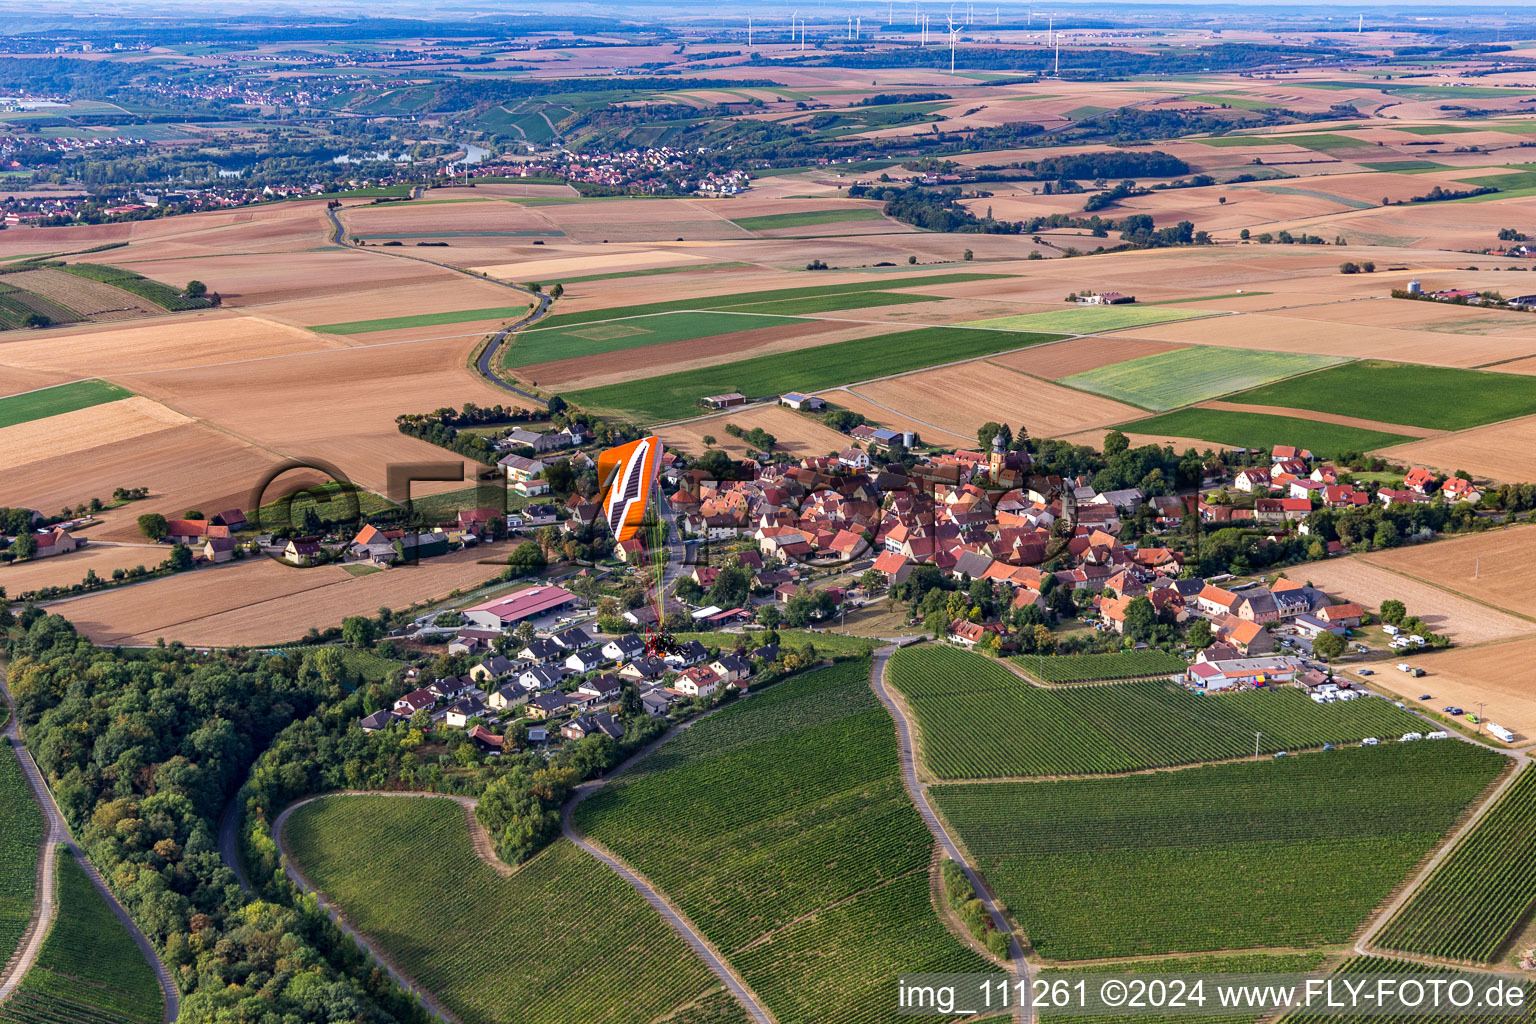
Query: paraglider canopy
595,435,676,655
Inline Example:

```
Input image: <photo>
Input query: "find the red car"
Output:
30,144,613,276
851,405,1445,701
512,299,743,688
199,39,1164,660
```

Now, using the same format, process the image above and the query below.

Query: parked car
1361,737,1380,746
1358,668,1375,676
1419,694,1433,701
1443,706,1464,716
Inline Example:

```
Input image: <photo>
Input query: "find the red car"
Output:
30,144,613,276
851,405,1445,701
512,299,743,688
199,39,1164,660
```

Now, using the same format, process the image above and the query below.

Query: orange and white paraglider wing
597,435,660,543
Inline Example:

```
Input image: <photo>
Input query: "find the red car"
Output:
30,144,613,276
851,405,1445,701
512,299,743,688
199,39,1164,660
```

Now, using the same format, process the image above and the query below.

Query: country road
0,672,179,1024
870,645,1034,1024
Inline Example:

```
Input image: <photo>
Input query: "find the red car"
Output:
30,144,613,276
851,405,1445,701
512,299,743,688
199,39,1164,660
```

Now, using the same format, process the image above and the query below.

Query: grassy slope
566,325,1061,423
889,646,1427,780
1227,359,1536,431
1118,408,1412,457
0,379,132,429
0,853,163,1024
284,796,725,1024
0,737,43,964
934,743,1505,960
1060,347,1347,411
574,659,992,1024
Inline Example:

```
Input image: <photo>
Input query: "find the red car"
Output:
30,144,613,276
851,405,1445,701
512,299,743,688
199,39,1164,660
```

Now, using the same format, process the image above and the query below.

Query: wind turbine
748,15,753,46
946,11,963,72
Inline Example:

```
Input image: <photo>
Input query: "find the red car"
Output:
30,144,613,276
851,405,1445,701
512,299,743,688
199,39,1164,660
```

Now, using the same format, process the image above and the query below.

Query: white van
1396,663,1413,673
1361,737,1380,746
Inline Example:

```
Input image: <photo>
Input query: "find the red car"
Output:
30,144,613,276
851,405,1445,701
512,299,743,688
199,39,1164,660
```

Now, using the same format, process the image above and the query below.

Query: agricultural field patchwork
1060,347,1348,411
1228,360,1536,432
961,305,1210,335
0,378,133,429
889,646,1427,780
566,325,1060,423
1374,765,1536,964
0,737,42,967
1119,408,1414,457
574,659,993,1024
934,743,1505,960
0,853,163,1024
284,796,728,1024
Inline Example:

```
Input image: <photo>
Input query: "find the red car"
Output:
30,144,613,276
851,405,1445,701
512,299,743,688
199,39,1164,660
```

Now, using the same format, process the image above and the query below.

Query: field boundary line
1354,557,1536,626
870,645,1034,1024
1354,758,1530,969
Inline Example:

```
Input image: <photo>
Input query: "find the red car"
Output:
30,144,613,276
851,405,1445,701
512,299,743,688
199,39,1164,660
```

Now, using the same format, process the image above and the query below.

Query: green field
556,262,750,285
686,630,877,657
1360,160,1447,172
0,853,163,1024
934,743,1505,960
888,646,1427,780
311,305,533,335
730,208,886,231
1012,649,1188,683
574,659,992,1024
528,273,1005,332
566,325,1060,423
508,310,802,366
1199,132,1366,152
1118,408,1413,457
1375,764,1536,963
0,379,132,429
1060,347,1347,411
1227,359,1536,432
961,305,1208,334
284,797,735,1024
0,738,42,967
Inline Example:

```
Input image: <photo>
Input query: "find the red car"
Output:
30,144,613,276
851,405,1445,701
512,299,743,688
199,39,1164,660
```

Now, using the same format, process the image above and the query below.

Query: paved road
324,203,549,404
217,793,251,891
0,673,179,1023
870,646,1033,1024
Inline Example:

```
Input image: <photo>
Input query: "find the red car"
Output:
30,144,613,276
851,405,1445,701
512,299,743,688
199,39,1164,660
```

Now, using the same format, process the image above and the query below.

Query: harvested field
1118,313,1536,368
525,198,750,242
1360,637,1536,744
843,361,1144,442
1057,427,1239,452
257,277,536,335
123,248,451,307
659,404,849,459
340,198,554,236
59,542,514,647
1376,413,1536,485
0,311,337,376
0,543,173,598
822,390,973,444
471,248,705,281
4,268,160,320
0,396,192,469
1362,528,1536,621
1298,556,1536,646
985,337,1189,380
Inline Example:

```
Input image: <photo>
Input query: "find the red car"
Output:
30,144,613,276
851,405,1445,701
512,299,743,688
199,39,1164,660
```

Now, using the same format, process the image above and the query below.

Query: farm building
780,392,826,411
463,585,579,630
701,392,747,409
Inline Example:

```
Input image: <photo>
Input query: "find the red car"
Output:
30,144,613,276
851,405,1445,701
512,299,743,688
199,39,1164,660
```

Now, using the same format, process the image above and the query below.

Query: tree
138,513,168,542
708,560,754,609
757,604,782,628
341,616,377,649
1340,261,1359,275
185,280,207,298
701,434,716,446
907,255,918,264
165,543,194,572
1373,520,1400,549
9,532,36,561
963,248,974,261
1103,430,1130,457
1122,596,1157,642
1379,599,1406,625
1186,617,1214,649
550,282,564,299
1312,630,1346,661
507,541,547,577
976,421,1011,451
1239,228,1250,240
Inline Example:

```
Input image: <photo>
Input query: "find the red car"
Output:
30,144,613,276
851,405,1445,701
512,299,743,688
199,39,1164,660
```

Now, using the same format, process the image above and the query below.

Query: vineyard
1285,956,1536,1024
283,796,730,1024
53,263,212,312
574,658,993,1024
932,743,1505,961
1374,764,1536,963
0,853,163,1024
0,739,42,969
1011,650,1188,683
1055,951,1326,1024
888,646,1426,779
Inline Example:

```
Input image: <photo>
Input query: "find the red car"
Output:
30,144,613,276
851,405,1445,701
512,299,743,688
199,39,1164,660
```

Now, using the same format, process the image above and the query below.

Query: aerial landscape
2,1,1536,1022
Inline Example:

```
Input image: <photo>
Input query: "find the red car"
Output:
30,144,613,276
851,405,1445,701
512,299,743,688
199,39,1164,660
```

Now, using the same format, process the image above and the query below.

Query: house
284,538,322,566
1271,445,1313,463
203,536,237,563
672,666,720,698
214,508,248,530
577,674,623,701
619,656,669,683
498,454,550,496
563,711,625,741
702,392,747,409
521,504,559,526
602,633,646,662
663,640,709,668
520,638,564,664
564,648,605,674
468,724,504,753
429,675,474,701
1186,653,1299,690
1211,615,1275,656
518,665,565,691
615,538,646,563
526,692,571,720
525,724,549,744
33,528,78,558
870,550,912,586
552,626,595,651
780,392,826,412
1097,594,1136,635
838,447,870,470
1441,477,1482,503
1082,291,1134,304
1317,602,1364,628
462,586,578,629
1233,468,1271,493
393,688,436,716
1294,614,1346,639
709,652,753,686
444,696,488,728
1379,488,1431,507
469,655,520,683
488,683,532,710
1195,584,1240,618
358,709,393,733
949,619,1003,647
1323,485,1368,509
1403,466,1437,495
640,690,673,718
165,518,211,543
